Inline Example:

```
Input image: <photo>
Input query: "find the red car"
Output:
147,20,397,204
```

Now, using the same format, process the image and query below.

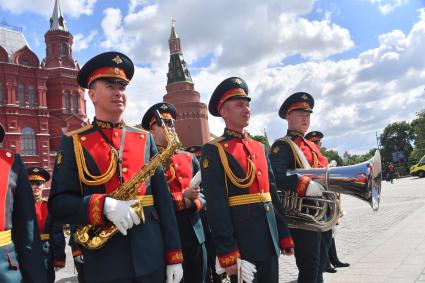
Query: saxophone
74,112,179,249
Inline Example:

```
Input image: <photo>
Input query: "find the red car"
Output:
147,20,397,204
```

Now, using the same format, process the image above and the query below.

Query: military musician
48,52,184,283
201,77,294,283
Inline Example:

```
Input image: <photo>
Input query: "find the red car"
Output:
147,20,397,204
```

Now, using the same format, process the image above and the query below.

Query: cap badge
160,104,169,110
114,67,120,75
112,55,123,64
301,94,308,100
33,168,40,173
234,78,242,84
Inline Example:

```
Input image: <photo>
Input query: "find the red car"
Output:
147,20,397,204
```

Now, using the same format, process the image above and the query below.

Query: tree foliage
343,148,377,165
246,133,270,149
379,121,414,163
320,147,344,166
410,109,425,163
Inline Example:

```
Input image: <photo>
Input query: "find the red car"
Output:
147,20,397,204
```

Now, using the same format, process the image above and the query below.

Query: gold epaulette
208,136,225,145
65,124,93,137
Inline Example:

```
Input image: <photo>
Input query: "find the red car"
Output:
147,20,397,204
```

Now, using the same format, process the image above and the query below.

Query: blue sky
1,0,425,156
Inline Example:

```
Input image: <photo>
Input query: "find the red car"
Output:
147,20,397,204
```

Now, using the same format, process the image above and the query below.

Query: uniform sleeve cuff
172,192,186,211
166,250,184,264
72,248,83,257
193,198,203,212
53,259,65,268
296,176,311,196
280,237,294,250
88,194,107,225
218,249,240,267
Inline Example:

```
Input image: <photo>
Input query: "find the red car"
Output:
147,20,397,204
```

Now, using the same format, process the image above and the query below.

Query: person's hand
103,198,140,235
215,257,226,275
240,259,256,283
74,255,84,264
166,263,183,283
184,197,194,208
282,247,294,256
224,264,237,276
182,186,200,200
305,181,325,197
54,266,63,271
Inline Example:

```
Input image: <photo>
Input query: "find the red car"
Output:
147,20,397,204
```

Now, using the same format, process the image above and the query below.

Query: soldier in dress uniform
268,92,332,283
27,166,66,283
142,102,207,283
48,52,184,283
186,146,223,283
200,77,294,283
305,131,323,149
305,131,350,273
0,123,48,283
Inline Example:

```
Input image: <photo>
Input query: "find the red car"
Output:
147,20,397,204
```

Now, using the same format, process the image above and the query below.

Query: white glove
54,266,63,272
215,257,226,275
103,198,140,235
328,160,337,168
239,259,256,283
166,263,183,283
74,255,84,264
305,180,325,197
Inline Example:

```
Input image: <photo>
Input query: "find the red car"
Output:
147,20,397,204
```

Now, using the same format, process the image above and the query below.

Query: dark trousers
229,255,279,283
74,260,85,283
328,237,341,265
291,228,332,283
182,241,207,283
86,267,164,283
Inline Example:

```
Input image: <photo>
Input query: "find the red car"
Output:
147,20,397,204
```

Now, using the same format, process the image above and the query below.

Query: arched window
64,92,71,113
18,84,24,107
21,127,36,155
28,85,35,107
73,93,79,114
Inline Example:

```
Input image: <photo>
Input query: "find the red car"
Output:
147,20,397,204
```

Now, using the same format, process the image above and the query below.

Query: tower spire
170,19,178,39
167,20,192,84
50,0,67,31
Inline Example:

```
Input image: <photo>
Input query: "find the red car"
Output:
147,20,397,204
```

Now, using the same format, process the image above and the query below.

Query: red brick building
163,21,211,147
0,0,87,172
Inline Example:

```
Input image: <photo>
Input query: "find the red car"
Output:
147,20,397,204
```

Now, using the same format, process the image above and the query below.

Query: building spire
170,19,178,39
167,20,192,84
49,0,67,31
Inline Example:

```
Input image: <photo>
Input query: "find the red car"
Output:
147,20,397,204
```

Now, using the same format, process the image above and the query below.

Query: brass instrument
281,150,382,232
74,111,179,249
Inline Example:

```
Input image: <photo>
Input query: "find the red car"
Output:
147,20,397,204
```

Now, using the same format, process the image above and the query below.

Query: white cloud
84,2,425,156
98,0,353,70
363,0,409,14
73,30,97,52
0,0,97,18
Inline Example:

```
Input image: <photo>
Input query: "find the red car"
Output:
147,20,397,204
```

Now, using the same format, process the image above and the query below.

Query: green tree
246,133,270,149
320,147,344,166
379,121,414,163
343,148,377,165
410,109,425,163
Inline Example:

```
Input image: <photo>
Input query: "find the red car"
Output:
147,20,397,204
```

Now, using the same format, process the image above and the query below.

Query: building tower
0,0,87,172
163,20,210,147
43,0,87,154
